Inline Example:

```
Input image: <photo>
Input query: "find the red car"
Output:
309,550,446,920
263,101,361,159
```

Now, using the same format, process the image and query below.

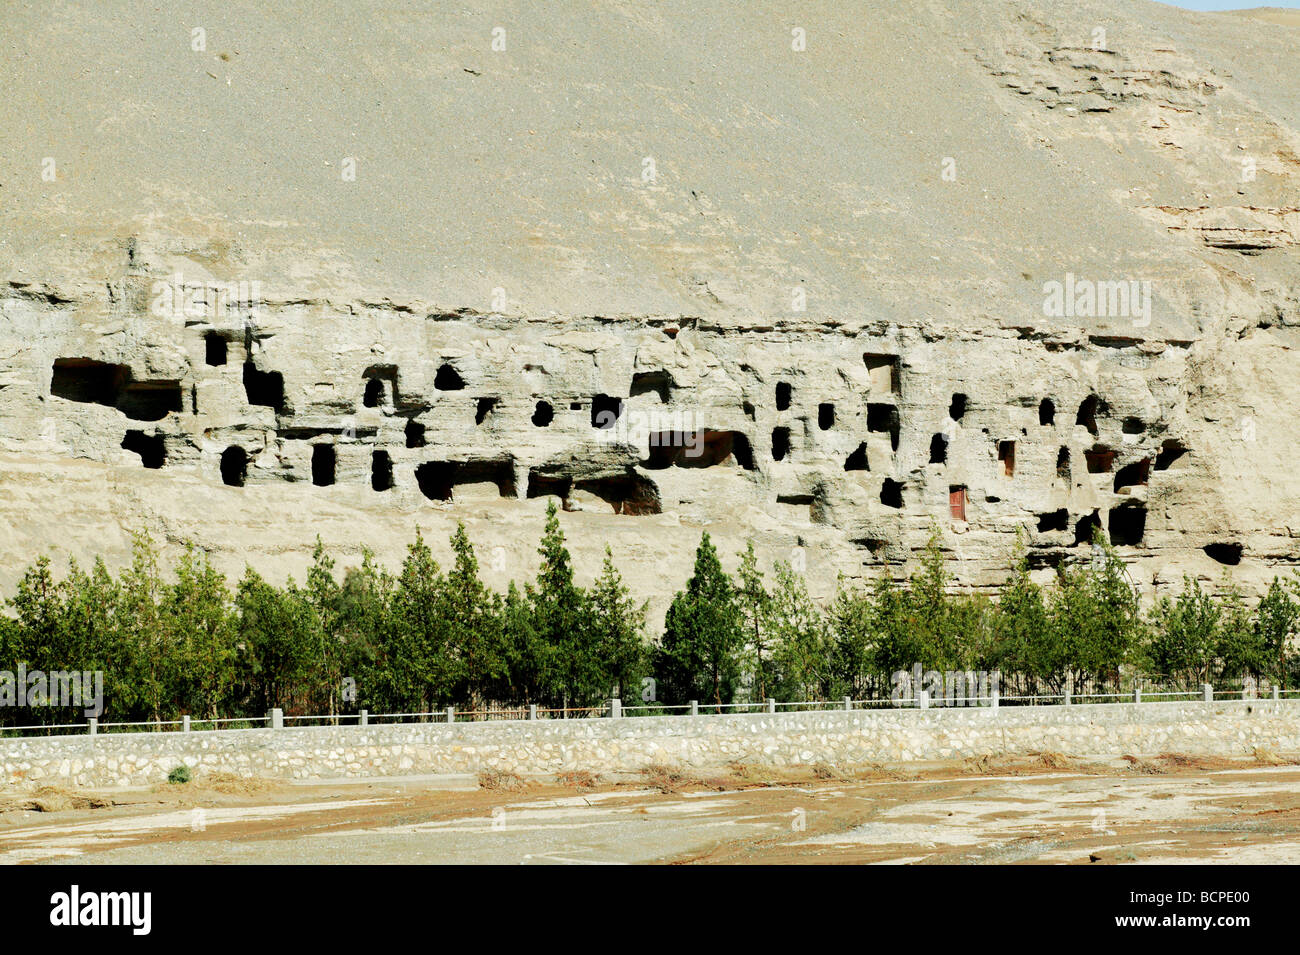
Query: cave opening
1113,458,1150,493
930,434,948,465
220,446,247,487
776,381,792,412
434,363,465,390
591,394,623,429
205,333,227,367
532,400,554,427
1108,505,1146,546
311,444,336,487
867,403,900,452
817,403,835,430
476,397,497,425
121,430,165,469
949,393,967,421
880,478,903,509
1037,509,1069,533
844,443,869,471
1039,397,1055,426
771,426,791,462
371,450,393,491
998,440,1016,477
405,419,426,448
630,370,672,403
243,362,284,412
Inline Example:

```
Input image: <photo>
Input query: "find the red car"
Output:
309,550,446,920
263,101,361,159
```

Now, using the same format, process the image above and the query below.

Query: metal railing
1,684,1296,738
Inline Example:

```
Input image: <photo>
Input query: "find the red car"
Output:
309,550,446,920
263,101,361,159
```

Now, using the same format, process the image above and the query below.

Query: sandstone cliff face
0,0,1297,625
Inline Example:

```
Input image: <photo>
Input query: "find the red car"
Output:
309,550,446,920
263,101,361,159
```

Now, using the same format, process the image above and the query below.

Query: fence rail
1,683,1297,738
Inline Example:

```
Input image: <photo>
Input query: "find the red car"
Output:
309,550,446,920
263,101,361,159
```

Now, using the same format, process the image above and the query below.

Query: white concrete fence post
87,717,97,736
269,707,283,730
766,698,776,714
1063,689,1071,706
990,687,999,710
529,704,538,720
843,696,852,711
1134,685,1142,704
182,715,191,733
609,698,621,719
689,700,698,717
1202,683,1213,703
359,709,368,727
918,690,929,710
446,705,455,724
1274,686,1281,701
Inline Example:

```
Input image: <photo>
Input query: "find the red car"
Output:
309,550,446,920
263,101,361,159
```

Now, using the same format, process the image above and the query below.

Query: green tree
1146,576,1220,687
658,531,743,707
767,561,832,701
1255,576,1298,689
528,502,600,710
734,541,773,701
165,546,237,719
590,546,649,704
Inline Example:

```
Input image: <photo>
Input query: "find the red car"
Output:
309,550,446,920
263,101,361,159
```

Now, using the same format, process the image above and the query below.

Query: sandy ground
3,755,1300,865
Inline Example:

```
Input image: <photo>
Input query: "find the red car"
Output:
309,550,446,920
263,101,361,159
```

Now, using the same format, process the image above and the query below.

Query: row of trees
1,511,1297,726
658,532,1300,705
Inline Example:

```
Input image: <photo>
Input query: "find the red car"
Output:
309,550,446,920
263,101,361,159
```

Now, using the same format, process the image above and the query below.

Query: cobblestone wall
2,701,1296,789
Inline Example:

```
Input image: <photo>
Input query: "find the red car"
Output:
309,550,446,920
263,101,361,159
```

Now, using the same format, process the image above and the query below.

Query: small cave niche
569,401,582,411
775,381,793,412
1155,440,1188,471
1074,511,1101,546
405,419,426,448
1039,398,1055,426
1108,505,1146,546
771,426,791,462
867,403,900,452
121,430,165,469
416,460,515,501
117,382,183,422
532,400,554,427
1076,395,1101,437
220,446,247,487
363,377,386,409
630,370,672,403
817,403,835,431
51,358,125,406
644,430,754,470
880,478,904,509
844,443,869,471
1113,458,1150,493
742,401,756,421
929,434,948,465
204,333,227,367
476,397,497,425
1204,542,1243,566
574,473,661,516
998,440,1016,477
1122,416,1145,436
371,450,394,491
592,394,623,429
50,358,181,421
434,363,465,391
311,444,336,487
1085,446,1116,474
527,471,572,501
1056,446,1071,481
243,361,284,413
864,354,900,395
948,393,967,422
1037,509,1069,533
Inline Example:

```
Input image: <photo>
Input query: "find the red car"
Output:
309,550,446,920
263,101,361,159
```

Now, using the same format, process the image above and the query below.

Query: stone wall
2,701,1297,790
